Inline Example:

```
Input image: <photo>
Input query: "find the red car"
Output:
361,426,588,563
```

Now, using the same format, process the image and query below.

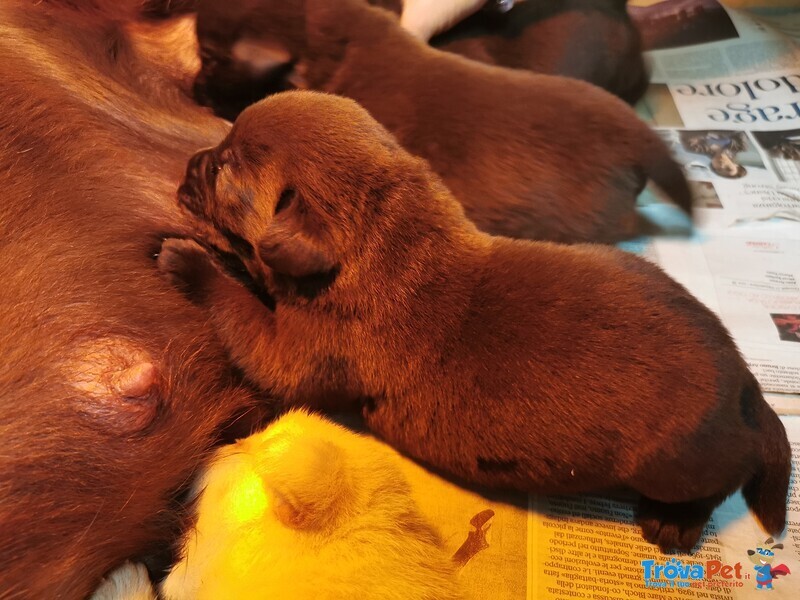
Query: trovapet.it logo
641,558,745,590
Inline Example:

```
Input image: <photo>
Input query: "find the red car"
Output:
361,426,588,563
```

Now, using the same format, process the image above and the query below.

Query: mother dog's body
0,4,255,598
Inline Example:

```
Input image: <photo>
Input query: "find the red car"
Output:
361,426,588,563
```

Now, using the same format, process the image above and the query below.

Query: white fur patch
90,562,155,600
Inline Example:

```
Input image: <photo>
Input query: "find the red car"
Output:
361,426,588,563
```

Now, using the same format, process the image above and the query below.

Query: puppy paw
157,238,219,304
636,496,718,553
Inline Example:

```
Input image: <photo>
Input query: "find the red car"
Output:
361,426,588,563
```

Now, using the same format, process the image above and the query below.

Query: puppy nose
177,181,203,216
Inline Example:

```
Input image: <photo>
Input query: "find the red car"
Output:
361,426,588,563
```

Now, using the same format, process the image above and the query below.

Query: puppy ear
258,212,336,278
264,437,349,530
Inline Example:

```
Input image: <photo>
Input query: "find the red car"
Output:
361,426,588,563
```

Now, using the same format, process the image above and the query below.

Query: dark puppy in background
373,0,648,105
159,92,790,553
193,0,689,244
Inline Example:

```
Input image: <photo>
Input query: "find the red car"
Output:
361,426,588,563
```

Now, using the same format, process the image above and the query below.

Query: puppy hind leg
636,494,725,554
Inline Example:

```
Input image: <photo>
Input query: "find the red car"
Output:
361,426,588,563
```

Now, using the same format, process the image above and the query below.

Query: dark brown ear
258,217,336,279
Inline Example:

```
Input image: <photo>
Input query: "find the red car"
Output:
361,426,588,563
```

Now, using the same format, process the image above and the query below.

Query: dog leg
636,494,724,553
157,238,277,388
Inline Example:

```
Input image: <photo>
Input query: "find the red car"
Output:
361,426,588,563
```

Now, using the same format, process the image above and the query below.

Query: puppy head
197,410,407,533
194,0,385,119
194,0,309,118
178,91,407,285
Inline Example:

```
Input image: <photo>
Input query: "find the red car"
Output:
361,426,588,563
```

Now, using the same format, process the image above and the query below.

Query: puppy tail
741,374,791,536
643,134,693,217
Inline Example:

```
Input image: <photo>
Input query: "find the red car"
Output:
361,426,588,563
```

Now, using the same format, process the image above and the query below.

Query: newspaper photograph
630,0,800,81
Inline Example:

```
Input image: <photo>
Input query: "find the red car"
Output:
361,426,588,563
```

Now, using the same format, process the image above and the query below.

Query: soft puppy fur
375,0,649,104
160,410,462,600
193,0,690,244
159,91,790,553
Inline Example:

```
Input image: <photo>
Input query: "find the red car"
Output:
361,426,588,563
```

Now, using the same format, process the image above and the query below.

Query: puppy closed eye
208,155,222,177
276,188,296,214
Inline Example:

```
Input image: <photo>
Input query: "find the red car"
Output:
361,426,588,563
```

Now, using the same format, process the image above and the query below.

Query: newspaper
397,416,800,600
628,0,800,408
629,1,800,81
527,415,800,600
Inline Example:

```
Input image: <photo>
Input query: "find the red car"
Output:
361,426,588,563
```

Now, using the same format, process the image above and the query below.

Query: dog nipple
66,338,162,433
113,362,158,398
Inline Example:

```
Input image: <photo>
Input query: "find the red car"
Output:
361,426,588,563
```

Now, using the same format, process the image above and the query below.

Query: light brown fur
160,91,790,554
161,410,462,600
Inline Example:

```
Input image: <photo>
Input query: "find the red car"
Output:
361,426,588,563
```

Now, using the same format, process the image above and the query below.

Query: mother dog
0,2,259,597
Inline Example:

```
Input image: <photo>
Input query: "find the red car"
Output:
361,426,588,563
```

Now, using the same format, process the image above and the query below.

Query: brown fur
0,4,264,598
160,91,790,554
371,0,649,105
194,0,689,244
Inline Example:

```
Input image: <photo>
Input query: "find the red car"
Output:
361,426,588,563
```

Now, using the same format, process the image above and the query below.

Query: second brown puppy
194,0,690,244
372,0,649,105
160,91,789,554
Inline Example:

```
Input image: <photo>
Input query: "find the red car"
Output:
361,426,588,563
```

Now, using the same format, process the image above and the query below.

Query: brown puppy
193,0,690,244
371,0,649,105
160,91,790,554
0,2,262,597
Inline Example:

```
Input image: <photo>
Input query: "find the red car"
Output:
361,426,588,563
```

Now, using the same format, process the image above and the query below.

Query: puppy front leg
157,239,277,387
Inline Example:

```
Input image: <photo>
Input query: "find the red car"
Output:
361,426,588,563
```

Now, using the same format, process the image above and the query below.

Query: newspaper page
527,416,800,600
629,0,800,81
397,457,530,599
394,417,799,599
628,1,800,406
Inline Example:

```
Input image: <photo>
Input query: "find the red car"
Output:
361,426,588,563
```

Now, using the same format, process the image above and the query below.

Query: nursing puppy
159,92,790,553
92,411,461,600
162,410,462,600
375,0,649,105
193,0,690,244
